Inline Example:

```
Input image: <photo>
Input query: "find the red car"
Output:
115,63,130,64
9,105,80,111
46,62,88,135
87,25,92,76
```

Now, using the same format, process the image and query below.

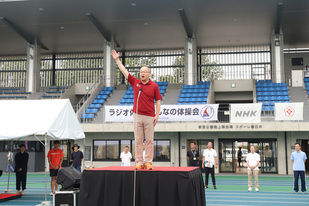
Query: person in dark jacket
14,144,29,195
71,144,83,172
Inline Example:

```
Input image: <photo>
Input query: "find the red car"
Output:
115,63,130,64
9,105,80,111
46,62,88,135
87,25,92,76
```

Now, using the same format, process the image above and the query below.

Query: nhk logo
235,110,258,117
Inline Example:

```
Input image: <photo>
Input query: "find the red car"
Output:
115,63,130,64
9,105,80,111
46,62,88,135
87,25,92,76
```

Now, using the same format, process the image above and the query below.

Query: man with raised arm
111,50,162,170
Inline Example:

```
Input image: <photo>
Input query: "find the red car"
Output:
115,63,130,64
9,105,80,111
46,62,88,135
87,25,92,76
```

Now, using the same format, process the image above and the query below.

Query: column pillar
184,38,197,85
271,30,285,83
26,43,41,92
45,139,50,172
103,40,116,87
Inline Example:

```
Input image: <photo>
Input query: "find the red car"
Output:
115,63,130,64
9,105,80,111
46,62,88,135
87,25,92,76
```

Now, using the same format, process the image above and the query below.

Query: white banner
230,103,262,123
275,103,303,121
104,104,219,122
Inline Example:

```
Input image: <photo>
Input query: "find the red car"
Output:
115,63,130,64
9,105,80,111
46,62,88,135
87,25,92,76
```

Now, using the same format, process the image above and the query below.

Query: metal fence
117,49,185,85
0,55,26,87
41,52,104,87
198,45,271,81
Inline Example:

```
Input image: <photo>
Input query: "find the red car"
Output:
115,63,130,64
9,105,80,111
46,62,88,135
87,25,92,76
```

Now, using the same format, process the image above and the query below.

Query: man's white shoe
255,188,259,192
50,192,54,196
248,188,252,192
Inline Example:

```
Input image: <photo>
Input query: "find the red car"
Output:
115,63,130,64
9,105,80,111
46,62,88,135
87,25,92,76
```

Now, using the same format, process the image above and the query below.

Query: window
153,140,170,161
117,50,185,85
291,57,303,66
93,139,171,161
93,140,107,160
198,45,271,81
106,141,118,160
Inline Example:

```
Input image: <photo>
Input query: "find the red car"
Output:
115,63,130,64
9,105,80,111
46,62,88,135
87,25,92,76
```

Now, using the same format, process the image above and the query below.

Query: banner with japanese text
104,104,219,122
275,103,303,121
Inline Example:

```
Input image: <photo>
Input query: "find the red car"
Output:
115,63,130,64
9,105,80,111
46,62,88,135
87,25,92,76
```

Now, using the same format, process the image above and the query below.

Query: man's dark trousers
205,166,216,186
16,170,27,190
294,171,306,192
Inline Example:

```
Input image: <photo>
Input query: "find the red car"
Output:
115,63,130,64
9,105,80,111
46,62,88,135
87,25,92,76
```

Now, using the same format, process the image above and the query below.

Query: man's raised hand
111,50,120,60
111,50,129,79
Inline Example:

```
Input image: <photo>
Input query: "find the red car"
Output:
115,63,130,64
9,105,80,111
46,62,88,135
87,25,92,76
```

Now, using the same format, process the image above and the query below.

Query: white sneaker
50,192,54,196
248,188,252,192
255,188,259,192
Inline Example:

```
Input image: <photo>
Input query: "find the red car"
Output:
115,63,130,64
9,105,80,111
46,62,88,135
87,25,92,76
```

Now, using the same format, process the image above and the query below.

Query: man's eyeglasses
140,71,150,74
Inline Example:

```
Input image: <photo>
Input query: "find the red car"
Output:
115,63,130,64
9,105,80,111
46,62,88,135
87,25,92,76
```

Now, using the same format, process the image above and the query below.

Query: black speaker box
56,167,81,191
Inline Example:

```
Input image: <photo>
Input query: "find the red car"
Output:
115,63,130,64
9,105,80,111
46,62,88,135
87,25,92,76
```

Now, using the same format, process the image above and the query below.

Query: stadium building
0,0,309,177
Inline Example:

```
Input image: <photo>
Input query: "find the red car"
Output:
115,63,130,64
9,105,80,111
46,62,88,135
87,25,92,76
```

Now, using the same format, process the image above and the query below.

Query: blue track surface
0,174,308,205
206,190,309,206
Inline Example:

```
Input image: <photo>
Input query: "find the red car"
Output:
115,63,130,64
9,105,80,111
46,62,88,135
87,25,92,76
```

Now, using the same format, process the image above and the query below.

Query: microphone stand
133,88,142,206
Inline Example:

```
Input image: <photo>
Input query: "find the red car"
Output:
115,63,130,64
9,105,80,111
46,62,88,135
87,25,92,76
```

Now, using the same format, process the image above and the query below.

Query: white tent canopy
0,99,85,202
0,99,85,140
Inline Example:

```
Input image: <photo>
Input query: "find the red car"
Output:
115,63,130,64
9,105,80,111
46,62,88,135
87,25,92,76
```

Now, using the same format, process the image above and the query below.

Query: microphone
137,88,142,109
133,87,142,206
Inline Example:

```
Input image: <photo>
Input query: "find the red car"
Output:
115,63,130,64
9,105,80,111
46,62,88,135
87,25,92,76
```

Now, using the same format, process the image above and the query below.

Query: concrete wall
214,80,254,92
207,81,215,104
61,85,79,106
284,52,309,85
74,83,95,95
215,92,253,102
61,83,96,106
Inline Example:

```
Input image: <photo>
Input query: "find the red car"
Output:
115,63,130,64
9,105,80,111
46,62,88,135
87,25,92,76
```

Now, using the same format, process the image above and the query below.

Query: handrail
74,74,103,113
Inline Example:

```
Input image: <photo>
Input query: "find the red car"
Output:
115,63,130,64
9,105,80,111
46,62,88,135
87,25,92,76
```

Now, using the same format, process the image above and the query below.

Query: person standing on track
187,142,200,167
47,141,64,195
291,142,307,194
246,145,260,192
202,142,218,189
14,144,29,195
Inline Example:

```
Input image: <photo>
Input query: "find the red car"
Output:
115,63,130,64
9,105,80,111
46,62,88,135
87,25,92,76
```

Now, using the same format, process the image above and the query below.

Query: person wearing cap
47,140,64,195
71,144,83,172
14,144,29,195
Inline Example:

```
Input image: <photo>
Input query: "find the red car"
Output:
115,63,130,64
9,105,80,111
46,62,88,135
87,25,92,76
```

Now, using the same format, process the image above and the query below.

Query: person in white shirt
120,146,132,166
6,148,14,172
246,145,260,192
202,142,218,189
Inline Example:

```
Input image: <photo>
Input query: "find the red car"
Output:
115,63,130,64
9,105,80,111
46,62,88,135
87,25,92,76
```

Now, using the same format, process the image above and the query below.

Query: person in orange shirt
47,141,64,195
